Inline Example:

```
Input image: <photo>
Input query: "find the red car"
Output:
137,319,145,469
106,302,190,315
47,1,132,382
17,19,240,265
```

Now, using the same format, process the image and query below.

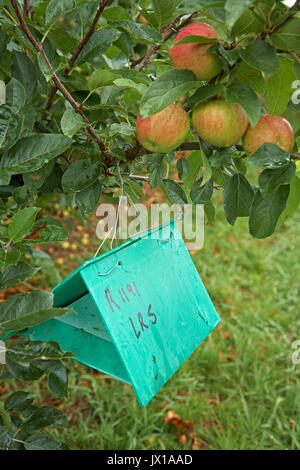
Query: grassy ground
5,197,299,451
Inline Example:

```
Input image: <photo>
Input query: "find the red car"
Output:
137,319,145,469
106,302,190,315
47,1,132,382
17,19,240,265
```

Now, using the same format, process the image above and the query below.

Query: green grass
3,205,300,450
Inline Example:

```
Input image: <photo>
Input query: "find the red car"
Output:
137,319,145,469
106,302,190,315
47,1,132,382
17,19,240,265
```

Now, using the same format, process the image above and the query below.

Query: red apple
136,104,190,153
243,115,295,155
169,23,222,81
192,99,249,147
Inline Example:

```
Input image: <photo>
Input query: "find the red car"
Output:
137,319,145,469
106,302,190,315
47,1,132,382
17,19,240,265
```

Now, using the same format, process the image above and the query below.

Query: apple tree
0,0,300,449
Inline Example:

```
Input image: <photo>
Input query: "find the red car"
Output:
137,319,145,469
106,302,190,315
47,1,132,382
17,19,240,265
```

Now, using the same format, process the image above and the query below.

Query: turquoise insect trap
23,221,221,407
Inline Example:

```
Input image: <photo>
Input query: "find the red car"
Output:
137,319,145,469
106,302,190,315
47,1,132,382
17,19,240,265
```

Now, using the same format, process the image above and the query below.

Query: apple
192,99,249,147
169,23,222,81
136,104,190,153
243,114,295,155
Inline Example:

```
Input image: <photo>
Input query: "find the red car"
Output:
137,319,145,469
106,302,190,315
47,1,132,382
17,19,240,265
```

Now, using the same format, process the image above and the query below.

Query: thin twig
106,170,221,190
10,0,112,164
23,0,31,18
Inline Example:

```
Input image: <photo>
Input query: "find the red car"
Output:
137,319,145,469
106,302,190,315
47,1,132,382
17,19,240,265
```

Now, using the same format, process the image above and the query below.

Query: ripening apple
136,104,190,153
192,99,249,147
169,23,222,81
243,114,295,155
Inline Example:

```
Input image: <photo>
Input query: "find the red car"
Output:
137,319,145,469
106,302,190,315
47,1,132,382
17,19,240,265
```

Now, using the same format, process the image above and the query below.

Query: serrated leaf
75,181,102,219
249,185,290,238
8,207,40,242
234,61,266,96
190,178,213,204
177,158,189,180
62,158,102,193
223,173,255,225
183,150,202,190
259,162,296,195
113,78,147,95
267,56,297,116
271,17,300,52
0,250,20,273
0,134,73,175
0,105,24,152
46,0,77,25
48,361,68,397
24,433,61,451
0,262,39,292
77,28,121,64
23,161,55,192
0,290,71,337
6,79,26,113
239,40,280,77
4,391,35,413
88,70,122,91
225,0,251,31
188,84,224,109
224,82,261,128
152,0,181,31
61,108,86,137
12,52,38,101
248,143,291,170
113,21,162,44
22,406,65,433
164,179,187,205
140,69,199,119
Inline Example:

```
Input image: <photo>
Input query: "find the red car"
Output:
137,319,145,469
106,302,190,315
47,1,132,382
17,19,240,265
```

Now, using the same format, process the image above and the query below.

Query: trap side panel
81,222,221,407
56,292,112,343
23,317,130,384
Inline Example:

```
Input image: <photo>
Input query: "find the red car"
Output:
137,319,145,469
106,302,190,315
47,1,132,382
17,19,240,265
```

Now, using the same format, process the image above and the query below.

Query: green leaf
152,0,181,31
46,0,77,25
113,21,163,44
8,207,40,242
190,178,213,204
22,406,65,433
61,108,86,137
239,40,280,77
172,35,217,45
48,360,68,397
107,122,135,137
0,250,20,273
225,0,251,31
183,150,202,190
23,224,68,245
234,61,266,96
113,78,147,95
0,262,39,292
24,433,61,451
188,84,224,109
164,179,187,205
75,181,102,219
6,79,26,113
23,161,55,192
12,52,38,101
259,162,296,195
224,82,261,128
248,143,291,170
0,134,73,175
88,70,122,91
176,158,189,180
102,6,132,22
210,147,233,167
267,56,297,116
0,426,11,450
277,175,300,226
0,290,71,337
223,173,255,225
62,158,102,193
76,28,121,64
140,69,198,119
147,155,165,188
249,186,290,238
4,391,35,413
271,17,300,52
0,105,24,152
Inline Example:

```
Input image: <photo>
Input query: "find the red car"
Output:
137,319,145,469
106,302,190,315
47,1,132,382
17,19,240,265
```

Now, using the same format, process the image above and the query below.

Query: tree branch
134,12,198,71
23,0,31,18
10,0,113,164
105,170,221,191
